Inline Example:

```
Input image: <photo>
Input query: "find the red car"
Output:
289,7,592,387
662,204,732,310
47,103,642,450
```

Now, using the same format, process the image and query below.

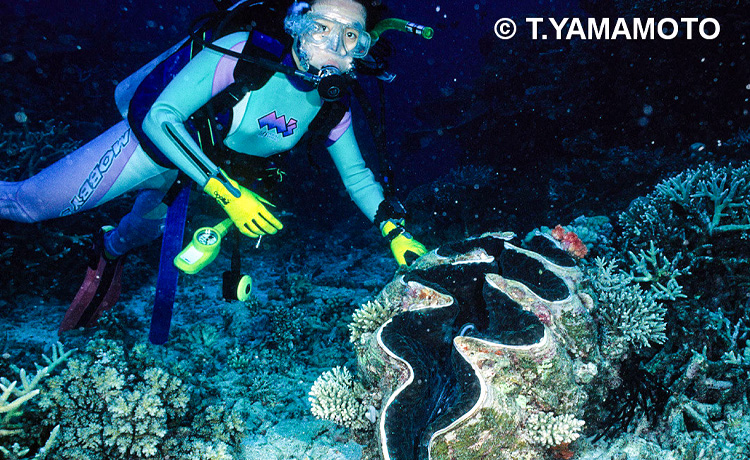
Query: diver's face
296,0,367,73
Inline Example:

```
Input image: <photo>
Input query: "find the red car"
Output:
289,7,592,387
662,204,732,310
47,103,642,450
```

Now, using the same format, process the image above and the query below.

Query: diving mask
285,3,371,72
298,13,371,58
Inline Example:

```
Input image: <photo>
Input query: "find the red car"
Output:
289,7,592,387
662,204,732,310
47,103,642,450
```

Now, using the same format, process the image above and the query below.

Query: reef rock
352,232,604,459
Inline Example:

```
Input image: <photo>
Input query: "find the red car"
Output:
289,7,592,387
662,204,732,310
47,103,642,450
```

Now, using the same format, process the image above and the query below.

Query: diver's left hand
382,219,428,266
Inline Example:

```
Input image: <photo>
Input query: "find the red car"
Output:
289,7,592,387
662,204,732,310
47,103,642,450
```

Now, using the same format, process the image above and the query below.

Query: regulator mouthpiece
317,66,347,101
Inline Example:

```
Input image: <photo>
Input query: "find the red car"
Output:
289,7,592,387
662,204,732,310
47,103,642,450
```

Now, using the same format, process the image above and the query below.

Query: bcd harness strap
156,28,350,202
189,33,351,177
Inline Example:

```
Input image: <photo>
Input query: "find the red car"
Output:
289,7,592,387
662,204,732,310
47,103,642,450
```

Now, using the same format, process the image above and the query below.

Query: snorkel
369,18,434,43
283,1,433,100
310,16,434,99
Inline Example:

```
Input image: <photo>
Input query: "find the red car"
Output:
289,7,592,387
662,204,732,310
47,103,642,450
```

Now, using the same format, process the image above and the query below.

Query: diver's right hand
203,173,282,238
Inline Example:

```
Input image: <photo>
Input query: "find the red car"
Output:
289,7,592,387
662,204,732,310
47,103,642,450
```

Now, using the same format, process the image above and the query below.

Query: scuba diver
0,0,429,332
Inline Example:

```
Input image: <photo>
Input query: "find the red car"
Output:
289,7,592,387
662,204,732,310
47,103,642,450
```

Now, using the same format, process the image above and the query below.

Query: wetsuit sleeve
142,32,250,187
326,113,385,222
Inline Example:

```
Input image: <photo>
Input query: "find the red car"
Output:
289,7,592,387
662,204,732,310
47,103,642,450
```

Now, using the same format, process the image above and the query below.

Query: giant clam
352,232,604,459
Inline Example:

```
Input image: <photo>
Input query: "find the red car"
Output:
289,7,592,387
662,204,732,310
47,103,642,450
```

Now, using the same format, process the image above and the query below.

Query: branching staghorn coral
627,241,688,301
588,257,667,361
657,162,750,236
621,161,750,249
1,342,73,460
617,161,750,346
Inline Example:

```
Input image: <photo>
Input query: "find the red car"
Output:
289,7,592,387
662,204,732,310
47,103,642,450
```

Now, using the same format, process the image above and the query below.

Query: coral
525,411,585,448
0,342,72,460
102,367,188,457
619,161,750,264
587,258,667,361
613,161,750,389
627,241,688,301
309,367,369,431
189,404,245,447
183,323,222,349
282,273,315,300
309,285,357,310
348,300,399,345
225,343,297,407
266,300,306,354
37,338,242,460
654,161,750,236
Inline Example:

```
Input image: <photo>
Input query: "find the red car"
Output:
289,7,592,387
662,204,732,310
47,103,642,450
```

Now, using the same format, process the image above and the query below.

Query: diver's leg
58,185,178,332
103,187,174,257
0,120,170,223
60,175,186,330
51,123,180,331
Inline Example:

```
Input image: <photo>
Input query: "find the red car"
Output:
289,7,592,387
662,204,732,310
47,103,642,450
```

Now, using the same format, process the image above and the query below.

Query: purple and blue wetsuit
0,32,385,256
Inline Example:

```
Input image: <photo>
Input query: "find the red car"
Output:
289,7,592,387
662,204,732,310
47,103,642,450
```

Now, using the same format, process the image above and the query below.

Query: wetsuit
0,32,385,256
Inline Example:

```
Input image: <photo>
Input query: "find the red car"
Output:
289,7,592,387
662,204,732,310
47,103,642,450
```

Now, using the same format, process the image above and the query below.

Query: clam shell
354,233,601,459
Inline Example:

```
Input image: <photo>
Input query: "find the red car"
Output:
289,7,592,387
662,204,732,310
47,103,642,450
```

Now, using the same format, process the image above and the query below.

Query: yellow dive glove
203,172,282,238
382,218,428,266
